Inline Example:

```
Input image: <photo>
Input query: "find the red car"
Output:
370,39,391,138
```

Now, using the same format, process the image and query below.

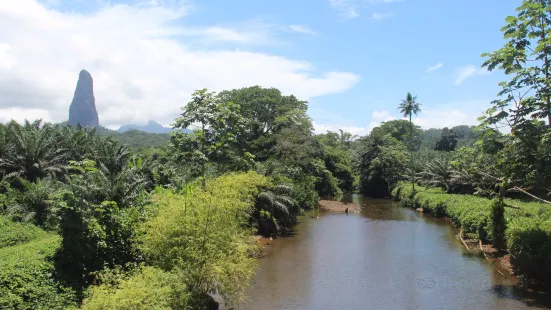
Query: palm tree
417,158,455,193
5,177,61,228
254,184,299,236
58,124,97,162
0,120,67,183
92,138,131,175
338,129,358,149
398,93,421,190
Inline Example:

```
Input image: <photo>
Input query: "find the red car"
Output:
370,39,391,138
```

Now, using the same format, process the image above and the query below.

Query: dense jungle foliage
0,86,360,309
2,1,551,308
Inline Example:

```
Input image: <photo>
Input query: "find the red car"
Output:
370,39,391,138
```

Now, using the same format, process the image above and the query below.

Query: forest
0,86,361,309
1,0,551,309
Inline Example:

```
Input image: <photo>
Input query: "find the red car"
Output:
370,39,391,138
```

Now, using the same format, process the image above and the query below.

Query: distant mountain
96,126,171,149
68,70,99,127
118,120,173,134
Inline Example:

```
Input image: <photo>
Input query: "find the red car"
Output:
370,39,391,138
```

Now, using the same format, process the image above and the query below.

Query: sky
0,0,521,135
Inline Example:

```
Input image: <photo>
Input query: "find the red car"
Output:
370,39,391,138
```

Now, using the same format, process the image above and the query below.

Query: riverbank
459,231,514,276
392,183,551,284
318,199,360,213
233,195,551,310
250,235,275,258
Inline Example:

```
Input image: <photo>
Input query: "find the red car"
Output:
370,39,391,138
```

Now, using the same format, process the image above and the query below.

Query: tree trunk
409,113,415,191
540,12,551,126
201,123,206,188
544,44,551,126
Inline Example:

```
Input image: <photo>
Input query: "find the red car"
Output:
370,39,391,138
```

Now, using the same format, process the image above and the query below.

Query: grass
0,231,77,309
0,216,50,248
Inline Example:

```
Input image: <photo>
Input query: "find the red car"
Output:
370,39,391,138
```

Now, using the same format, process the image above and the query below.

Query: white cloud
455,65,490,85
412,100,489,129
313,110,395,137
426,63,443,72
329,0,401,18
313,122,371,136
181,25,276,45
289,24,317,36
0,0,360,128
329,0,360,18
368,110,395,131
0,108,54,124
371,12,393,20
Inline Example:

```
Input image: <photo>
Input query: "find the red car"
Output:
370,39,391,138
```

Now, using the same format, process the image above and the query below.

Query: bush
488,199,506,249
0,236,77,310
82,266,191,310
506,217,551,281
0,216,49,248
139,172,268,306
54,199,144,293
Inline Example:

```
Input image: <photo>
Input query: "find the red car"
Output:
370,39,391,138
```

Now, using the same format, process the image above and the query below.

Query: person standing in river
345,208,348,214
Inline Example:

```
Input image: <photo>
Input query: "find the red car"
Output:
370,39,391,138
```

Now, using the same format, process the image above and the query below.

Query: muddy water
230,195,551,310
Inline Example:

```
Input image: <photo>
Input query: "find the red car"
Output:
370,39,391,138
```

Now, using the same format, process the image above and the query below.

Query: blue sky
0,0,520,134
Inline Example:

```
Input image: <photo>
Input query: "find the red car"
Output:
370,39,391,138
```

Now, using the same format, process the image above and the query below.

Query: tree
215,86,342,199
356,127,408,197
4,177,61,228
314,131,355,193
480,0,551,201
338,129,357,149
398,93,422,190
417,158,457,193
0,120,67,183
378,119,423,147
254,184,299,236
434,127,458,152
54,159,147,293
217,86,311,161
172,89,252,178
481,0,551,131
368,135,409,195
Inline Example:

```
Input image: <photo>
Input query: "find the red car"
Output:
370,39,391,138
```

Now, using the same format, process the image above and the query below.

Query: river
226,195,551,310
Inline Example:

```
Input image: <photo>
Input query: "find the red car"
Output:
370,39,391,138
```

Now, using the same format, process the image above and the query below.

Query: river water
231,195,550,310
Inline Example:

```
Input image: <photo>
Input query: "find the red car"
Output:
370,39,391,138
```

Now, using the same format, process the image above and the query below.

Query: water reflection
229,195,550,310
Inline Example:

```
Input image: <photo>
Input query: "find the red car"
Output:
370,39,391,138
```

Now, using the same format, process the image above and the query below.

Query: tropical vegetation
2,1,551,308
0,86,358,309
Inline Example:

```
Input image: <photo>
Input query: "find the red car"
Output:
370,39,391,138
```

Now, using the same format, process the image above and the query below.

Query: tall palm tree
5,177,61,228
92,138,130,175
398,93,421,190
0,120,67,183
58,124,97,162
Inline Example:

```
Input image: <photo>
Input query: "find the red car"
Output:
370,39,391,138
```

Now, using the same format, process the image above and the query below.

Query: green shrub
82,266,190,310
488,199,506,249
394,183,491,238
54,199,144,293
507,217,551,281
0,216,49,248
0,236,77,310
391,186,401,201
139,172,268,306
